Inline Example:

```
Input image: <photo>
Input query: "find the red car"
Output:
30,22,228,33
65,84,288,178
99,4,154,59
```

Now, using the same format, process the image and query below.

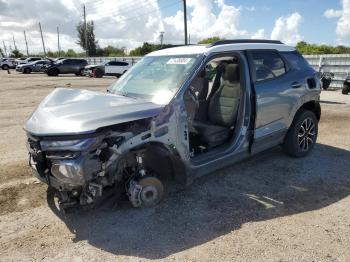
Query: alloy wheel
298,117,316,152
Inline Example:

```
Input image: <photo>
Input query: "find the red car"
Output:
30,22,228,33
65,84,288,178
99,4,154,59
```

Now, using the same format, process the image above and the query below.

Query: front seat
194,64,241,148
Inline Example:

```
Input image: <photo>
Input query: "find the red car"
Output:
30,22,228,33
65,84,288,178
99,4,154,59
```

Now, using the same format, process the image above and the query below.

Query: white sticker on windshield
167,58,191,65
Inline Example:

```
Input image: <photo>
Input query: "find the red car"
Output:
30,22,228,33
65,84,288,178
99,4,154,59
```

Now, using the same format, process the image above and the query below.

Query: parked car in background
15,57,42,66
16,60,51,74
25,40,321,210
84,60,131,78
343,77,350,94
45,58,88,76
0,58,16,70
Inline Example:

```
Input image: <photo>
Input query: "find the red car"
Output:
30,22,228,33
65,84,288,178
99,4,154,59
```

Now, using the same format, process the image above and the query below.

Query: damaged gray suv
24,40,321,210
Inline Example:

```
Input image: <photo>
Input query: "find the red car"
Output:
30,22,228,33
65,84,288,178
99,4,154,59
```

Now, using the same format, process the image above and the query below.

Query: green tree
0,47,4,57
96,45,125,57
198,36,223,44
76,21,98,56
10,49,24,58
129,42,175,56
296,41,350,55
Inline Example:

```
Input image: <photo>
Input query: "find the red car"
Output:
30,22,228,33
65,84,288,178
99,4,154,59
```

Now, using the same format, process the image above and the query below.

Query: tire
47,68,59,76
342,87,349,95
95,69,103,78
283,110,318,158
2,64,9,70
75,69,84,76
23,68,31,74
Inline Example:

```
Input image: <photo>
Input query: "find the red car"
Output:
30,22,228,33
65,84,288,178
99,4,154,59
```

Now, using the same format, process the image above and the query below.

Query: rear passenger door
248,50,305,153
105,61,119,74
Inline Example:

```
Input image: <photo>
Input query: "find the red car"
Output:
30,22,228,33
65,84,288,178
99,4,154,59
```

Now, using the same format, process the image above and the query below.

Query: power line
95,0,181,24
85,0,181,21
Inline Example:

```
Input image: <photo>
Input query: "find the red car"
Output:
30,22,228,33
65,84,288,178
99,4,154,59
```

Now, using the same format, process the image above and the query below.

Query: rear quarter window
280,51,313,71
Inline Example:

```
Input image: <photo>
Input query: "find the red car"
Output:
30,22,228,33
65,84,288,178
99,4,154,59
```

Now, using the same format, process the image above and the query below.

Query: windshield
109,54,202,105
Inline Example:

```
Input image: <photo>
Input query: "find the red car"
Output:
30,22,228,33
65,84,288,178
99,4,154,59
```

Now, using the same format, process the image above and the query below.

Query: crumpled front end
27,133,109,206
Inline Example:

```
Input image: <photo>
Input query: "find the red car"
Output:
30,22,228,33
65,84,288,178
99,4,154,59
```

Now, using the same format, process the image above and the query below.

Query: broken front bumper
26,135,103,191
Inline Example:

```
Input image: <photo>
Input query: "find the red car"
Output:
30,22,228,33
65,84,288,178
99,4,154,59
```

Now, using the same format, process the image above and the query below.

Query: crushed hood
24,88,164,136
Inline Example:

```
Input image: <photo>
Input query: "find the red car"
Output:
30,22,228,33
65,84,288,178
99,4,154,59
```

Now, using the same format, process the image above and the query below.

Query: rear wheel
23,67,31,74
47,68,59,76
283,110,318,157
94,68,103,78
75,68,84,76
2,64,9,70
342,86,349,95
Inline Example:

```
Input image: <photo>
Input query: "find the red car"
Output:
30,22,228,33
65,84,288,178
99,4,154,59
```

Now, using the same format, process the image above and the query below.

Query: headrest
222,64,240,82
264,58,283,70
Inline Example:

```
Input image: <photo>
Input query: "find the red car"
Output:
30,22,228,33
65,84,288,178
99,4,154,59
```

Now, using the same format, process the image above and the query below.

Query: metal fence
84,56,142,66
304,54,350,89
81,54,349,89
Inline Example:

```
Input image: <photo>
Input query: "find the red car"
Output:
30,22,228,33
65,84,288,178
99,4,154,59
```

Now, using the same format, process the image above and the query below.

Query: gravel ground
0,70,349,261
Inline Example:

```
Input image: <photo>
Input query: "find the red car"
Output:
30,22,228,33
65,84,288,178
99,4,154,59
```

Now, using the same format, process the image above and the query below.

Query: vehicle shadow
52,143,350,259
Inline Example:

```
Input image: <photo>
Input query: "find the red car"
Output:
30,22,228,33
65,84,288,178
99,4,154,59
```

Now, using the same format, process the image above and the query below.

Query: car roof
147,41,295,57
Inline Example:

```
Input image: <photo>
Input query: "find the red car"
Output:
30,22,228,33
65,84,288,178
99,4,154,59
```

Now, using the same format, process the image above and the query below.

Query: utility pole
12,35,17,51
183,0,188,45
57,26,60,57
38,22,46,57
23,31,29,56
2,41,7,57
83,4,88,57
159,32,164,47
188,34,191,45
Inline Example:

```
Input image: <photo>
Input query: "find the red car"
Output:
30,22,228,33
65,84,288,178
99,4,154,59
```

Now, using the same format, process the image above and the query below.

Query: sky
0,0,348,55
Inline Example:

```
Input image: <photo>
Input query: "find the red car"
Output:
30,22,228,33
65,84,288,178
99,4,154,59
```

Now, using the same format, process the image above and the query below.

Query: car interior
184,55,242,157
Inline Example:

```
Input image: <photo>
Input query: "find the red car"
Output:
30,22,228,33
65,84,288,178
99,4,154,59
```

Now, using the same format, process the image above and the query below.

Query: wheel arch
126,141,187,186
297,100,321,121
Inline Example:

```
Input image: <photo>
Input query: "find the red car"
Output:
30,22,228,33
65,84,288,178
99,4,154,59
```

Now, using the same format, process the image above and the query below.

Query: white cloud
163,0,249,44
324,0,350,43
0,0,296,55
271,12,303,45
324,9,342,18
251,29,265,39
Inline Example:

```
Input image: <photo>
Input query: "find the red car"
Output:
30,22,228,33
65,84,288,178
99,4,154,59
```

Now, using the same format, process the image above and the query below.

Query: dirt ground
0,69,349,261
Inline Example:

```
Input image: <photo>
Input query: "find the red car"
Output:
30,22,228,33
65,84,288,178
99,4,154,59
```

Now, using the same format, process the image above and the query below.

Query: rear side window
281,51,313,71
250,50,286,82
108,61,118,66
116,62,129,66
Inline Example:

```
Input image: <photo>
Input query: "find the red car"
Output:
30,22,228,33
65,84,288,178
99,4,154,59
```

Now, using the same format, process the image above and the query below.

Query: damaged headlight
40,137,98,151
51,160,84,185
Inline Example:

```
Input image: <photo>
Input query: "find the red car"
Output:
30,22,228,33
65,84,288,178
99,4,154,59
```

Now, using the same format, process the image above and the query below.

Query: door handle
291,82,302,88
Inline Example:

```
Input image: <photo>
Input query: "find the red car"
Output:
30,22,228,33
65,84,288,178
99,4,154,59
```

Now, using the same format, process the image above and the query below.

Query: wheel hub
128,176,164,208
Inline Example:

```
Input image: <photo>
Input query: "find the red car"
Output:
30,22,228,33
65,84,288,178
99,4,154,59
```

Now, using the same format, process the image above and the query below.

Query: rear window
280,51,313,71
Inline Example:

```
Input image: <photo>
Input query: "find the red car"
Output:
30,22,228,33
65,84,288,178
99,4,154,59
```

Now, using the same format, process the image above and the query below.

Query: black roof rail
210,39,284,46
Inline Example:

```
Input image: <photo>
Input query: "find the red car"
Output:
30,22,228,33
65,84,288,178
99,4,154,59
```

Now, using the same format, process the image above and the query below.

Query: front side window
250,50,286,82
110,54,202,105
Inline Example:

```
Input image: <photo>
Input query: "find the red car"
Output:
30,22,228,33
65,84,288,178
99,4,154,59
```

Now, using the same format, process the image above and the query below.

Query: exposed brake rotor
128,176,164,208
